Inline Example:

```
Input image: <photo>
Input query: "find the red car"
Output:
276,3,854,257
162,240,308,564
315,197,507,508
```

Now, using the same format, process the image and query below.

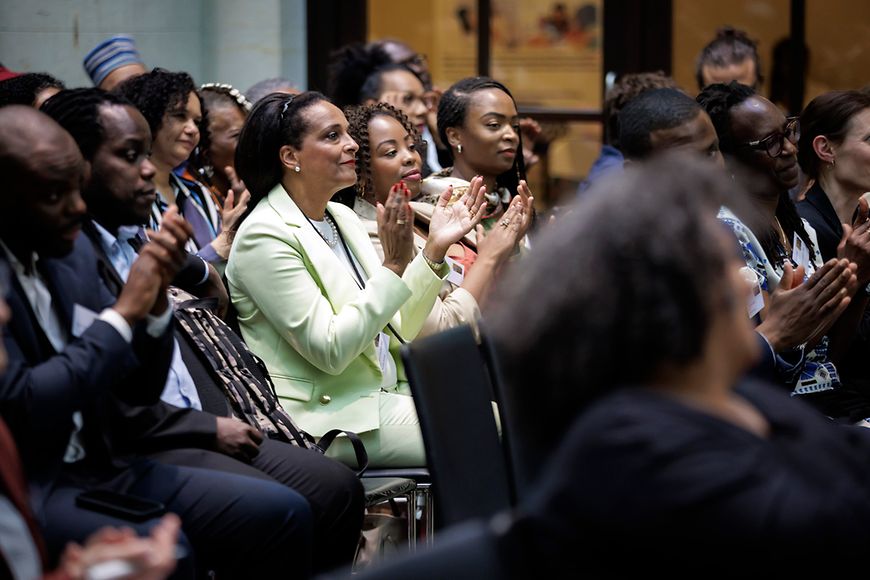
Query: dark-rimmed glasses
738,117,800,158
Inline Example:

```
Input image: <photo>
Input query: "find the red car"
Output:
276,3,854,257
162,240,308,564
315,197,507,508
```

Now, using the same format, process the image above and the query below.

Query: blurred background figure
245,76,301,104
83,34,147,91
696,26,762,91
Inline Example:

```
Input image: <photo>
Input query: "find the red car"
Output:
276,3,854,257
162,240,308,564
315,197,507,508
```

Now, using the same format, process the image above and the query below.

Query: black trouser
40,458,313,579
150,438,365,573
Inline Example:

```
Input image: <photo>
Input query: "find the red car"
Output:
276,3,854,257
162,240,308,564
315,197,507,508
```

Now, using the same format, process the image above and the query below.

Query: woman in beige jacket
341,103,532,337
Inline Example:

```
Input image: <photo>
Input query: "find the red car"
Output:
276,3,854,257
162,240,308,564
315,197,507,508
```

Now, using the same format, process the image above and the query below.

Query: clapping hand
378,181,415,276
424,176,488,262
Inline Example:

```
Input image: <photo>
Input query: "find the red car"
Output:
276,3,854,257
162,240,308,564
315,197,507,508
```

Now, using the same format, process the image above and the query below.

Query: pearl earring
294,166,301,173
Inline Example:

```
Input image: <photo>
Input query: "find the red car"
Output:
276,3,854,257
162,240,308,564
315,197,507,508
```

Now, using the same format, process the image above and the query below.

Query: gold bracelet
421,250,444,272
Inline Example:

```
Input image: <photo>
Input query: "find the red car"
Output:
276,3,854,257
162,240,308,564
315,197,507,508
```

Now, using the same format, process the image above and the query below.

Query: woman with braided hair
698,81,870,423
187,82,252,204
423,76,532,231
342,102,532,336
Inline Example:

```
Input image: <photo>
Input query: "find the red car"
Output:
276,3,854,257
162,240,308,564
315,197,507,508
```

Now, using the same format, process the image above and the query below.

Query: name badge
72,304,100,338
740,267,765,319
374,332,391,373
792,232,810,273
445,257,465,286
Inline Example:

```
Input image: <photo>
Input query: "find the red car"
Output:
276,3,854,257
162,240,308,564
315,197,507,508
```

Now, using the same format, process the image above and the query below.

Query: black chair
361,468,433,547
343,518,511,580
478,327,536,502
400,324,513,529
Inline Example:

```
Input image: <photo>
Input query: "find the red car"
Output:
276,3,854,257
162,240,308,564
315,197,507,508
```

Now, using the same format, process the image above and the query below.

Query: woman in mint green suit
227,92,486,467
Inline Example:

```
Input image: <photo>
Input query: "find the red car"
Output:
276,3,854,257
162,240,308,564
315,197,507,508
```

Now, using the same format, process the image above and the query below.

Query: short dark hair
696,81,755,155
696,26,762,90
40,88,133,160
798,90,870,179
234,91,328,227
437,76,526,194
618,88,702,159
487,153,737,450
0,73,65,107
343,102,421,203
603,72,679,147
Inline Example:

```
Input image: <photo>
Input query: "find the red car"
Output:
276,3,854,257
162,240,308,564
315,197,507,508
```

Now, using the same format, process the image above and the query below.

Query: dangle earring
456,144,463,154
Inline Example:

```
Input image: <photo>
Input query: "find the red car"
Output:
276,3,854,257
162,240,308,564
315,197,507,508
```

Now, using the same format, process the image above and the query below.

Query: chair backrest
478,327,536,501
401,324,513,528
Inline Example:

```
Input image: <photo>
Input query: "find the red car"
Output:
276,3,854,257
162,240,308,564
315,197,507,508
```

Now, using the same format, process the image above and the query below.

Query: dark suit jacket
0,235,173,493
82,220,225,456
797,181,844,262
798,182,870,396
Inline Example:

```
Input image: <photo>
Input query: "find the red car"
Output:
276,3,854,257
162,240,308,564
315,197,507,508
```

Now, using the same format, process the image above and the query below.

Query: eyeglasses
398,91,438,111
401,53,428,68
738,117,800,158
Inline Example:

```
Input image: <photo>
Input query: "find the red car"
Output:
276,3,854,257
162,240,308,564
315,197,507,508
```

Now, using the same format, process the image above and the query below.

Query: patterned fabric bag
170,288,369,474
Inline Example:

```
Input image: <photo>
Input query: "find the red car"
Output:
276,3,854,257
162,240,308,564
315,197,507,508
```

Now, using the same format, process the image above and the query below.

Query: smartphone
75,489,165,522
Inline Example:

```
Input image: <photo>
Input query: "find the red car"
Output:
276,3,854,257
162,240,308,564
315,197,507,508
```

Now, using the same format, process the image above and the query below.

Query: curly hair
437,76,526,195
187,83,251,184
487,153,739,458
327,42,420,108
798,90,870,180
698,81,817,268
339,102,421,206
0,73,65,107
695,26,762,90
113,68,208,152
234,91,329,228
40,88,133,161
604,71,679,147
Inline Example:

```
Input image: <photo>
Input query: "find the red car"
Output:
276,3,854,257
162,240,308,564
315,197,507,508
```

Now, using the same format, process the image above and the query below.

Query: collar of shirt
92,221,140,282
0,239,37,277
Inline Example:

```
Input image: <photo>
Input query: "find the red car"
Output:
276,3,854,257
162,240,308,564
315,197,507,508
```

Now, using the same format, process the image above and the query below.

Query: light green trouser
326,390,427,469
324,389,502,469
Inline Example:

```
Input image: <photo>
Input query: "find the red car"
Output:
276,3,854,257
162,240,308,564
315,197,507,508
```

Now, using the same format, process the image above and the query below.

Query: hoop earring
457,144,463,154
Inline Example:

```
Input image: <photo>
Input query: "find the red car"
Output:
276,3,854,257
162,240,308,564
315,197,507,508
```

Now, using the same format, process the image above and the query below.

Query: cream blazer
226,184,446,436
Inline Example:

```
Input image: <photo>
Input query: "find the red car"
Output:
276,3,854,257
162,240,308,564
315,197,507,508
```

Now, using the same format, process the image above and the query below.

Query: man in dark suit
42,87,364,573
0,105,316,578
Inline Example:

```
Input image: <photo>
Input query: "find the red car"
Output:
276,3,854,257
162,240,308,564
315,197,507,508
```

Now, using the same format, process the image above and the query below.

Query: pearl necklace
308,213,339,248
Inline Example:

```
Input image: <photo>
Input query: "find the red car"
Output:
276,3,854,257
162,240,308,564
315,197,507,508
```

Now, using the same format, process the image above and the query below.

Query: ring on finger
396,218,407,225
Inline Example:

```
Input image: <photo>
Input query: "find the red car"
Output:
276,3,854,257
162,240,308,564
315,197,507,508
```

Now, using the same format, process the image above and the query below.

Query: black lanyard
304,210,406,345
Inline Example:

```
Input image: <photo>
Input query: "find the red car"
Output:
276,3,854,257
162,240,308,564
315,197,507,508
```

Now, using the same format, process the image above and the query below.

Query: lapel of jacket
0,251,57,362
329,203,405,332
81,220,126,297
36,256,74,331
806,182,844,239
267,186,384,372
